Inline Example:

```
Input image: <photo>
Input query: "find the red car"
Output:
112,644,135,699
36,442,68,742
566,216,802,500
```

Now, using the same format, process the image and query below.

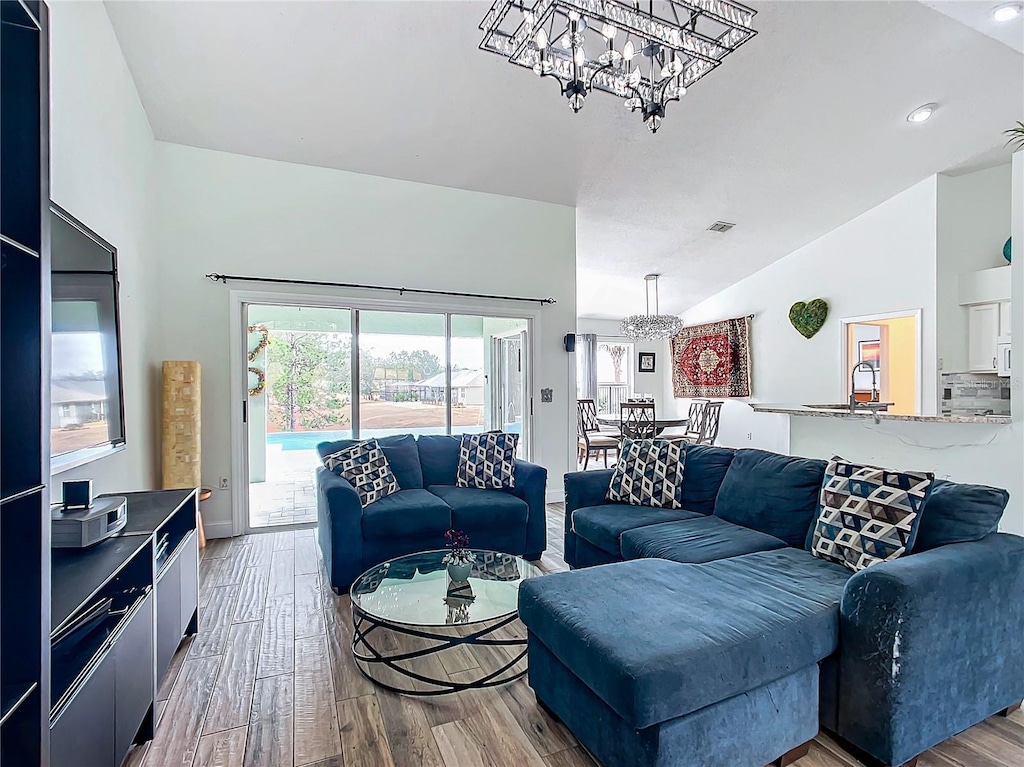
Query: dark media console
50,489,199,767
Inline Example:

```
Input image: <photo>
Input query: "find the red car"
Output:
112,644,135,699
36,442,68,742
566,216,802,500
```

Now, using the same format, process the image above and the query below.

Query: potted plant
1005,122,1024,152
443,529,475,581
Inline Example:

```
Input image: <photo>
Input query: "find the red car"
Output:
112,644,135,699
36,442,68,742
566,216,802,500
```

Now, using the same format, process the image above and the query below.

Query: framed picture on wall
638,352,656,372
858,340,881,369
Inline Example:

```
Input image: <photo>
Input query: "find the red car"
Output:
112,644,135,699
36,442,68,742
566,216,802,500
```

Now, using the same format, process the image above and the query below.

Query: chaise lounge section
520,445,1023,767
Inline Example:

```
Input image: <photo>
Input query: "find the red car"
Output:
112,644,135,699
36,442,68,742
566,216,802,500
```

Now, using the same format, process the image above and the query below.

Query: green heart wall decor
789,299,829,339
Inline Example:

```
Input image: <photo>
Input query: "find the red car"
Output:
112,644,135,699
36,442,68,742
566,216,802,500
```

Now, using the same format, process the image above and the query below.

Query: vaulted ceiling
105,1,1023,318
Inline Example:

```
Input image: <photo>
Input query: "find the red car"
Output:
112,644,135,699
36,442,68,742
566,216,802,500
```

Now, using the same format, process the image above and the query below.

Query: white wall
151,143,576,532
936,165,1012,377
49,1,158,493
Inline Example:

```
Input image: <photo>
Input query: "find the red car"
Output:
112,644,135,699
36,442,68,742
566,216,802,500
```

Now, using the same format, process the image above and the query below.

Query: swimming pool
265,424,520,451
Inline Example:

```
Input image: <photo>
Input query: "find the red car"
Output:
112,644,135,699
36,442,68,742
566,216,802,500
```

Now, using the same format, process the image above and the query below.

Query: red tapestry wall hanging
671,316,752,398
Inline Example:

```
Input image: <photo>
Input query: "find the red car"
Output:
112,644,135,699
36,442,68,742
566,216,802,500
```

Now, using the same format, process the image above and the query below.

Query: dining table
596,414,688,436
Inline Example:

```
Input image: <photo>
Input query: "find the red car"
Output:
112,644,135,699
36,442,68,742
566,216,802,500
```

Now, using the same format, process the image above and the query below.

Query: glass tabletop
350,550,542,627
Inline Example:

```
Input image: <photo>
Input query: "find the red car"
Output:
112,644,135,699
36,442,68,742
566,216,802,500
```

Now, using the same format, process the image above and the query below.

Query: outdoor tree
600,343,628,384
381,349,442,382
267,331,351,430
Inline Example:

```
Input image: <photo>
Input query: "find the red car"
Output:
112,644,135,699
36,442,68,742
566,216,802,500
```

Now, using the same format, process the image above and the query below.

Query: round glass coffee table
350,549,541,695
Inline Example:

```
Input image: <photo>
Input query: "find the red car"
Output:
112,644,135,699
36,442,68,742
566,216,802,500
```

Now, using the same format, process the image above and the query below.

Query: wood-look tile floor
126,505,1023,767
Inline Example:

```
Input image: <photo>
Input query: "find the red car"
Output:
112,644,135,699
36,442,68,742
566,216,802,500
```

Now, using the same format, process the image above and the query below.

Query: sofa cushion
811,457,933,572
318,434,423,490
572,504,704,557
714,449,827,547
621,516,787,564
914,479,1008,551
427,485,528,532
456,432,518,489
518,554,845,729
361,489,452,541
680,444,736,514
606,439,685,508
322,440,399,507
417,434,461,486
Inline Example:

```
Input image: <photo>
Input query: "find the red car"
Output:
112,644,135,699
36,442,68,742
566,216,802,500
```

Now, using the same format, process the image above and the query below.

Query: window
595,340,633,415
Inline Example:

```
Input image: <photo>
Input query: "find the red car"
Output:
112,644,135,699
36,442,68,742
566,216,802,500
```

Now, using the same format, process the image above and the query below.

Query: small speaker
564,333,576,353
62,479,94,511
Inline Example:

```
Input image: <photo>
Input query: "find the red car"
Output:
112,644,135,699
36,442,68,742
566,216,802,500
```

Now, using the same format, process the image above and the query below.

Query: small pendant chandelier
620,274,684,340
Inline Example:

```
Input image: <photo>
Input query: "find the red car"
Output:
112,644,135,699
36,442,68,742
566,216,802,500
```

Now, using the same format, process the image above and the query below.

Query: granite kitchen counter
750,403,1012,425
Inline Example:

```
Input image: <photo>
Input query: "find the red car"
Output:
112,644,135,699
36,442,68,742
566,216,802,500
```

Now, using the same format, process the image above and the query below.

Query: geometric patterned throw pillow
322,439,399,508
811,456,934,573
456,432,518,489
605,438,685,509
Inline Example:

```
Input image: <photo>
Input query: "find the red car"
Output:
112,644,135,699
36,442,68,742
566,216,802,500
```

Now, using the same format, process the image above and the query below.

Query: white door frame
228,288,541,537
838,309,923,415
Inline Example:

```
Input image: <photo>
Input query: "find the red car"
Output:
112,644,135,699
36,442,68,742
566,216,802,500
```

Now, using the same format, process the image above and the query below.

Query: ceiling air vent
707,221,736,233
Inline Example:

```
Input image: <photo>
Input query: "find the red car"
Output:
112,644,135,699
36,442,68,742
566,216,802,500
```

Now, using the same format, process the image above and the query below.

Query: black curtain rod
205,273,556,306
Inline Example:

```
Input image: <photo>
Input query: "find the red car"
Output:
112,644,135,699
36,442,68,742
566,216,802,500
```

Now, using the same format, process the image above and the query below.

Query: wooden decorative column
161,361,202,490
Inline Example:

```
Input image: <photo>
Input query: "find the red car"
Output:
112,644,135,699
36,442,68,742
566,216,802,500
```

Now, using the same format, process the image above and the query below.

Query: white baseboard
203,520,236,539
546,488,564,504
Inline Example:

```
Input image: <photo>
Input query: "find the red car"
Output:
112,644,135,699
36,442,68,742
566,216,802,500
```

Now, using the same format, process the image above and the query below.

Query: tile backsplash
941,373,1011,416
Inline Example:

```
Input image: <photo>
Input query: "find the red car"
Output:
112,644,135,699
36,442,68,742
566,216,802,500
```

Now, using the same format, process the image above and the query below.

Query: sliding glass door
245,304,353,530
241,302,532,531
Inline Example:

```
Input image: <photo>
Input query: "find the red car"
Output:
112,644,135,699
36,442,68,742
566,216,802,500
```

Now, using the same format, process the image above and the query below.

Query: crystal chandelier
479,0,757,133
620,274,684,340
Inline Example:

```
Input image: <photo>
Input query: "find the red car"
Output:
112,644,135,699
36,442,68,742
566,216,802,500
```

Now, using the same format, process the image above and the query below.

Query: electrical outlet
746,432,753,441
219,477,229,490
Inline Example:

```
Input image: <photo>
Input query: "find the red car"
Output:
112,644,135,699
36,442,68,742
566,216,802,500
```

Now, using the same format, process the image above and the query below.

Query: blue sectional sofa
315,434,547,591
518,445,1023,767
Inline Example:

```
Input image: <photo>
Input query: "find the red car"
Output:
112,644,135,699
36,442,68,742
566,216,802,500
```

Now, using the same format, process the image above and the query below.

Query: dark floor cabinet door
156,533,198,679
115,594,155,760
50,654,115,767
51,593,155,767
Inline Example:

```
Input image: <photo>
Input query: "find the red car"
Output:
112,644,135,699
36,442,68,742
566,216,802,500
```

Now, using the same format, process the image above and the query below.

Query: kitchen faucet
849,362,878,413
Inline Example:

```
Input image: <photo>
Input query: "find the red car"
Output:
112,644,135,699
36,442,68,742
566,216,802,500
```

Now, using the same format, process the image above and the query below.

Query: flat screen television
50,204,126,470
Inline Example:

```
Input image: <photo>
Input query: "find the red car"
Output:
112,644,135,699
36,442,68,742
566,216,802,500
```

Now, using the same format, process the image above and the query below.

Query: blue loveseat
518,445,1023,767
315,434,547,591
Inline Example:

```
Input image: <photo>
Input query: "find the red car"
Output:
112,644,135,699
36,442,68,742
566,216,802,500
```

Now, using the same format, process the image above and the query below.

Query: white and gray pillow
456,432,518,489
606,439,685,509
811,456,933,573
323,439,399,507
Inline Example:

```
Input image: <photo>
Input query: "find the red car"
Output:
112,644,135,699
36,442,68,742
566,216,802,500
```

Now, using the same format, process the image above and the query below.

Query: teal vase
1004,237,1012,264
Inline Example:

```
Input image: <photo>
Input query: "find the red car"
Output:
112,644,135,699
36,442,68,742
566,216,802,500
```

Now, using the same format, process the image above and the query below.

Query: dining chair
619,402,657,441
696,401,723,445
683,399,710,441
577,399,618,469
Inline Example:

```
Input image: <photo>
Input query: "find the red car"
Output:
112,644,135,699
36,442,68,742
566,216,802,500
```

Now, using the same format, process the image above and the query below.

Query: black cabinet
114,593,154,762
50,591,154,767
0,1,50,763
50,653,115,767
155,553,182,678
50,490,197,766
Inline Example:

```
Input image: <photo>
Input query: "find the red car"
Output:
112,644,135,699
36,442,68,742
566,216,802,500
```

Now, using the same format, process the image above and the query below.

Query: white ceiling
104,1,1023,319
921,1,1024,53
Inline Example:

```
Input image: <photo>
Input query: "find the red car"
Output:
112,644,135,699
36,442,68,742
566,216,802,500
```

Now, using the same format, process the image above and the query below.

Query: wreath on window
248,324,270,362
248,367,266,397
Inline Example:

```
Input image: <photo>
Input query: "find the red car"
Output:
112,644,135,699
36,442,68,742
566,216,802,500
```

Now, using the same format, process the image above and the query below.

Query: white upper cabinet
998,300,1011,341
968,303,1000,373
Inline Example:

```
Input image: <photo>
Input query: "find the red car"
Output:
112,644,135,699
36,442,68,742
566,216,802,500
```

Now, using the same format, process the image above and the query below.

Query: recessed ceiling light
907,104,937,123
992,3,1022,22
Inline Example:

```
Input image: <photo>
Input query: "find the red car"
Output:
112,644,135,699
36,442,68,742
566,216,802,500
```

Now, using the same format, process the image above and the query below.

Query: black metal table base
351,606,527,696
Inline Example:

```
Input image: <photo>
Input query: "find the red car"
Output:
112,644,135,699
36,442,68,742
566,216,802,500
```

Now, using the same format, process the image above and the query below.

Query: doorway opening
842,311,921,416
241,300,532,532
